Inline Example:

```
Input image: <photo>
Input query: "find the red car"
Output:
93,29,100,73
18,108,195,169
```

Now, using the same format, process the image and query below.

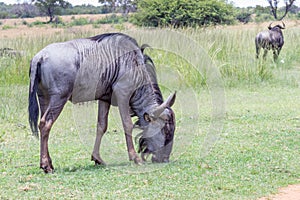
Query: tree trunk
47,7,54,23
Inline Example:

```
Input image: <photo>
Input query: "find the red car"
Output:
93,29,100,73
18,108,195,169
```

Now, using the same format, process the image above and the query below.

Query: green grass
0,85,299,199
0,25,300,199
2,24,14,30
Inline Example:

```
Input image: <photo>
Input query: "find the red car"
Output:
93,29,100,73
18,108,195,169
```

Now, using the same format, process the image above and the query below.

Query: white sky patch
231,0,300,8
0,0,100,6
1,0,299,7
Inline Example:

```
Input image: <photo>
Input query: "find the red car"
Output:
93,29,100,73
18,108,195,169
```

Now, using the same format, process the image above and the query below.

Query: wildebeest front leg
118,100,142,165
273,48,281,61
91,100,110,165
263,49,268,60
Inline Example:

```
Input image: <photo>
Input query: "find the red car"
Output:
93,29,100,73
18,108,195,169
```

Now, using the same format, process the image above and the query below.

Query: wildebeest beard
135,108,175,163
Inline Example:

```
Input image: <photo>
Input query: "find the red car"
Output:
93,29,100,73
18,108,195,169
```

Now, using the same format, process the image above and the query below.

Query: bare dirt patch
259,184,300,200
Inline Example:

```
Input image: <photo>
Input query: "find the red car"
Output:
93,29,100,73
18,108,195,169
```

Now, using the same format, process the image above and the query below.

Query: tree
132,0,234,27
267,0,296,20
98,0,136,14
99,0,116,12
32,0,70,22
236,10,252,24
11,2,39,18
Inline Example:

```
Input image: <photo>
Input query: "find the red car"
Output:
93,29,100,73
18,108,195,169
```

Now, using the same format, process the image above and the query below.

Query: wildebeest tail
28,56,41,138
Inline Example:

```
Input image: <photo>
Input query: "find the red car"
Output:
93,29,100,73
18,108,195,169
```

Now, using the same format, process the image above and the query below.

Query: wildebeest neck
130,83,159,127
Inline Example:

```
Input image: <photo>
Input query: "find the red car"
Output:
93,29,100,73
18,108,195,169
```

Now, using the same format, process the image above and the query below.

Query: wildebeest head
268,21,285,31
136,92,176,163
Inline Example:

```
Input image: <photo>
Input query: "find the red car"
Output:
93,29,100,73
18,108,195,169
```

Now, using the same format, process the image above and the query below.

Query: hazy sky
1,0,299,7
231,0,300,7
0,0,100,6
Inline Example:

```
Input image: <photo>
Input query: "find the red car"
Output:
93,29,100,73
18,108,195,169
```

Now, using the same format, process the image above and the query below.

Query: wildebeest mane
141,44,163,104
135,44,172,156
89,32,139,47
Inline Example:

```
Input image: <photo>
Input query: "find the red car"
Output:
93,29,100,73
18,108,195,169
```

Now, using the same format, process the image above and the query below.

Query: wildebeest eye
144,113,152,122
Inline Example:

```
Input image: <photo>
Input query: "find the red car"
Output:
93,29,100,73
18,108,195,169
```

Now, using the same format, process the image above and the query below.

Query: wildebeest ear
144,113,152,122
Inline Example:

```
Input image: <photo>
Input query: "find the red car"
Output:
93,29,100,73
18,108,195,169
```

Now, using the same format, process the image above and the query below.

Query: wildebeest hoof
91,155,106,166
40,165,54,173
134,157,143,165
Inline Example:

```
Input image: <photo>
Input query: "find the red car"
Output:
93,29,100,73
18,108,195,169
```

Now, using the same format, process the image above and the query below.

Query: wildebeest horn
281,21,285,29
268,22,273,29
277,21,285,29
151,92,176,118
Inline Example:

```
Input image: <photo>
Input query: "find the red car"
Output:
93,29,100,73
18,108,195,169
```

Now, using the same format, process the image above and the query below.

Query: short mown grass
0,23,300,199
0,85,299,199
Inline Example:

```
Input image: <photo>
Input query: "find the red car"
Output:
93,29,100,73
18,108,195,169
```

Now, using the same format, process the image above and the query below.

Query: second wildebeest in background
255,21,285,61
28,33,176,173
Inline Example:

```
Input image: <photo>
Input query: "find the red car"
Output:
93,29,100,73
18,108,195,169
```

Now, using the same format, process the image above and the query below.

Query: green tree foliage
236,8,252,24
11,2,40,18
98,0,117,12
0,2,111,19
132,0,235,27
98,0,136,14
63,4,105,15
32,0,70,22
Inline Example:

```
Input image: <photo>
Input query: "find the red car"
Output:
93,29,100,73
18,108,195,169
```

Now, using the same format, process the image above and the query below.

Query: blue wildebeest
28,33,176,173
255,22,285,60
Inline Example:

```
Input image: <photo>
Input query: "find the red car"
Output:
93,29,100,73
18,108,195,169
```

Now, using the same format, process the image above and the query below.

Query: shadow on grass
57,158,196,174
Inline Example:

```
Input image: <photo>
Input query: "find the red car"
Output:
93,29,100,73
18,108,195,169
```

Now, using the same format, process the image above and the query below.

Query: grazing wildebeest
255,21,285,60
28,33,176,173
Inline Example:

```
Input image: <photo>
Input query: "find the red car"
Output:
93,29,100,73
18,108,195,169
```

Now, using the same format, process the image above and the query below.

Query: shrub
31,20,46,26
236,12,252,23
70,17,89,26
22,20,28,25
2,25,13,30
132,0,235,27
92,24,101,29
94,14,126,24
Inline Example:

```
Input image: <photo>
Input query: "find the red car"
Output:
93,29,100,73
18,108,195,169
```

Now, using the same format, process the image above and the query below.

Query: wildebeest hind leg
256,46,260,59
91,100,110,166
39,96,68,173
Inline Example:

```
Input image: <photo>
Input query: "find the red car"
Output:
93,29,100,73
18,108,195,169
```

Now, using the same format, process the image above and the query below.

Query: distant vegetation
0,2,106,19
1,1,300,27
236,4,300,23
